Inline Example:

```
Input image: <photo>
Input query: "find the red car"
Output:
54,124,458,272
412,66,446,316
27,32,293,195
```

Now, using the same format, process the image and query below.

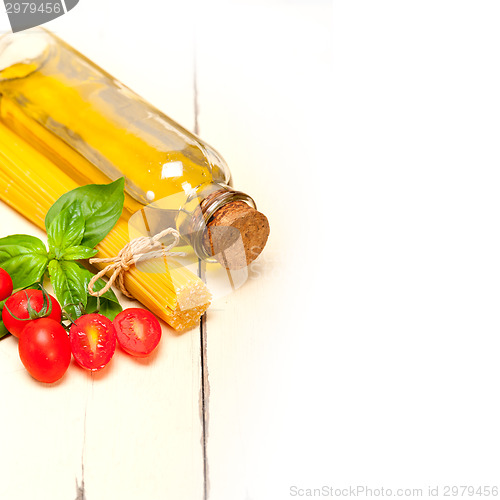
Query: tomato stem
4,288,53,322
60,301,86,325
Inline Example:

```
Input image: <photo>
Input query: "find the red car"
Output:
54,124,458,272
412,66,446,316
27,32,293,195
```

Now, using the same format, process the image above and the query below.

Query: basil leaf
0,235,49,289
49,261,122,321
45,178,125,249
79,266,120,304
47,202,85,256
48,260,88,321
93,298,122,321
77,265,122,321
61,246,98,261
0,300,8,340
85,293,122,321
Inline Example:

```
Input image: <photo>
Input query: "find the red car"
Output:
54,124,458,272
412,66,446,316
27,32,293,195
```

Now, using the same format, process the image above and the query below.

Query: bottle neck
186,182,256,261
127,180,268,268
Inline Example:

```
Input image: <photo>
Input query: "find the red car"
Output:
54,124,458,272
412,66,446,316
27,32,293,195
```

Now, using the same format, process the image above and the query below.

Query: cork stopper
203,200,270,270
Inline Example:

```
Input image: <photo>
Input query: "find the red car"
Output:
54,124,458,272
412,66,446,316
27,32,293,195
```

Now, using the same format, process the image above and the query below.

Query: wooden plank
56,6,205,499
199,1,500,499
0,213,88,500
195,2,333,499
0,2,205,499
82,299,204,500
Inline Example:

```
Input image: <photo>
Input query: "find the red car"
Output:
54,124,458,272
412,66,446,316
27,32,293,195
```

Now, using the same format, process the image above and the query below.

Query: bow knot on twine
88,228,183,299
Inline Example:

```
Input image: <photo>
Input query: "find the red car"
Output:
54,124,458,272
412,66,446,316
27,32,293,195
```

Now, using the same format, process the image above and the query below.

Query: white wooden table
0,1,333,500
4,1,500,500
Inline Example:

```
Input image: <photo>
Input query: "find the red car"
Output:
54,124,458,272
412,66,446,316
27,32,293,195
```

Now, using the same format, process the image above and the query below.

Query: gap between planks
75,373,93,500
194,42,210,500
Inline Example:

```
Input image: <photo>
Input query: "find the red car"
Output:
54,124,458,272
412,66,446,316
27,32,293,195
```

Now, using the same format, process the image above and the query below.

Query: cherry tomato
2,289,62,338
18,318,71,383
69,313,116,371
0,268,13,301
113,308,162,357
113,307,161,358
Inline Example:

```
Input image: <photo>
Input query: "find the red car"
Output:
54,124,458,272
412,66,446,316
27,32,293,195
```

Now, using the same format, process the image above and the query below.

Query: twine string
88,228,184,299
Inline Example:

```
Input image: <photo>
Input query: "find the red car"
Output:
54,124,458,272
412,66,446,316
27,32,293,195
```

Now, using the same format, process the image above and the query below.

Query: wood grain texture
0,214,88,500
0,2,205,500
0,2,333,500
195,2,333,499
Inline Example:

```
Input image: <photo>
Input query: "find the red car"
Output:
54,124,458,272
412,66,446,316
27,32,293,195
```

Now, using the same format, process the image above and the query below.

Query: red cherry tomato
113,308,162,357
0,268,13,301
18,318,71,383
2,289,62,338
69,313,116,371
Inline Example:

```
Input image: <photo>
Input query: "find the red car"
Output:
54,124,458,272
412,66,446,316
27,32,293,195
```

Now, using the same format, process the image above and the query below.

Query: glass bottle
0,28,269,269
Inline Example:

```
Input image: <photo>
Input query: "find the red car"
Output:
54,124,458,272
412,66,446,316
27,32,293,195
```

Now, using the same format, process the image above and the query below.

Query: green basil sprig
0,235,49,290
45,178,126,249
0,178,125,338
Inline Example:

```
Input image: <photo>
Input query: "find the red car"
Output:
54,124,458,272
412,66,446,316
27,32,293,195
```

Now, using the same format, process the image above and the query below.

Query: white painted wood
3,2,498,500
0,213,88,500
198,1,500,500
195,2,334,499
81,299,204,500
0,2,205,500
0,1,336,499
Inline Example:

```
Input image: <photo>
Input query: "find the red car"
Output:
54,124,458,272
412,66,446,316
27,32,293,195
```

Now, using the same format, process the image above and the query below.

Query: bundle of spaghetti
0,115,211,331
